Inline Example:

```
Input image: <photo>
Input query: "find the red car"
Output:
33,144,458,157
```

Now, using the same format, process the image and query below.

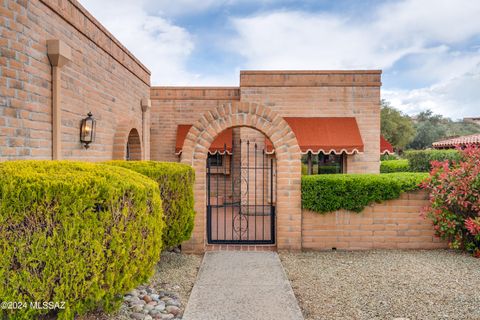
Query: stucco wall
0,0,150,161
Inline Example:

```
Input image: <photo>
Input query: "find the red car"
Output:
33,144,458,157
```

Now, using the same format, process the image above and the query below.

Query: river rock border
124,285,183,320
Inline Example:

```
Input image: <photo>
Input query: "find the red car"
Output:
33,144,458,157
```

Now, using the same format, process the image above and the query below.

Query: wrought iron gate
207,140,275,244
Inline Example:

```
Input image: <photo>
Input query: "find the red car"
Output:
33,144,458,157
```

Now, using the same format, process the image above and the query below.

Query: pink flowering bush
421,145,480,257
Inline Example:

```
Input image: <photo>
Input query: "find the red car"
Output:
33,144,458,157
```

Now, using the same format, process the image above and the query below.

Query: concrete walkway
183,251,304,320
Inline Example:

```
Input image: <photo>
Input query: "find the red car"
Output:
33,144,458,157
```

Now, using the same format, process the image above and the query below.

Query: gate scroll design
206,139,275,244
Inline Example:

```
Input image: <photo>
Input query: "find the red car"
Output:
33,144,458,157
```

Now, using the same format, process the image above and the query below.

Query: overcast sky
80,0,480,119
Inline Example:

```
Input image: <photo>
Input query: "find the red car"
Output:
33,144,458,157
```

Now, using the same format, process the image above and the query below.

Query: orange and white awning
175,125,233,155
266,117,364,155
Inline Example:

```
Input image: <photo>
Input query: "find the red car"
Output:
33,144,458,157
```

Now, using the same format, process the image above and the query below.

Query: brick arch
126,128,142,160
181,101,302,252
113,119,143,160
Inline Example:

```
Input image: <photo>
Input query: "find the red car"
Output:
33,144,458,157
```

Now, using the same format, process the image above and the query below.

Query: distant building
432,133,480,149
464,117,480,125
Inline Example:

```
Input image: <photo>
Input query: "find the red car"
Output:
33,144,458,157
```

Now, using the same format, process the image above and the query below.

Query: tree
445,119,480,137
408,110,446,149
408,110,480,149
380,100,416,152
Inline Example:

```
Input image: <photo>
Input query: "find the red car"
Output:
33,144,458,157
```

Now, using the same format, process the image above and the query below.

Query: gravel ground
79,252,203,320
280,250,480,320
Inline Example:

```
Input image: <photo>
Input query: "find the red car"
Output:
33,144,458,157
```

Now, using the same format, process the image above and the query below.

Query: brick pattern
150,89,237,163
180,101,302,253
240,70,382,87
151,87,239,100
240,71,381,173
151,72,381,173
113,119,143,160
1,0,149,161
151,72,383,252
302,191,447,250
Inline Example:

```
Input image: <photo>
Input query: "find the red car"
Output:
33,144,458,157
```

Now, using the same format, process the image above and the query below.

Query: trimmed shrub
104,161,195,249
302,172,427,213
421,146,480,257
404,149,460,172
380,159,410,173
0,161,164,319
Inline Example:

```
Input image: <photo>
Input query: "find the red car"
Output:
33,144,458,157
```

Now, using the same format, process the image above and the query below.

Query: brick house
150,71,382,251
1,0,444,252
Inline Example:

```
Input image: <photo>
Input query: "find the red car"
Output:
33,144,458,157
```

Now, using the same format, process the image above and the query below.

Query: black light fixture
80,112,96,149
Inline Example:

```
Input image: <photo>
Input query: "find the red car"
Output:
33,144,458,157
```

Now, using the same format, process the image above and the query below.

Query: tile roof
432,133,480,148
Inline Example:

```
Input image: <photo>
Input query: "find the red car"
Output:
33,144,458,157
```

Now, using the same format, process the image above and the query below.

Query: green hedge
104,161,195,249
301,172,428,213
0,161,164,319
380,159,410,173
404,149,460,172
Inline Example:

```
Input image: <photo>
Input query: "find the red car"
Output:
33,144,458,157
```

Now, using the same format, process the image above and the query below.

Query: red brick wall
302,191,447,250
1,0,150,161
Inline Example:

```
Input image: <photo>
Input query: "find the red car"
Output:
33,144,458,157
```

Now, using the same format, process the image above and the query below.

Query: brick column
141,98,151,160
46,39,71,160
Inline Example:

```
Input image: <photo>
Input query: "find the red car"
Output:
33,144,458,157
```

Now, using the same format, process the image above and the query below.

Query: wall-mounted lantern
80,112,96,149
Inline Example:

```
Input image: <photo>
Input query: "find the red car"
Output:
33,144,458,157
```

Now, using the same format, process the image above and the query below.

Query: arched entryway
180,101,302,252
112,119,143,160
206,127,276,244
126,129,142,160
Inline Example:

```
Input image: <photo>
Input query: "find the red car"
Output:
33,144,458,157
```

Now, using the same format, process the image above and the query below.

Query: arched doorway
126,128,142,160
206,127,276,244
180,101,302,252
112,119,143,160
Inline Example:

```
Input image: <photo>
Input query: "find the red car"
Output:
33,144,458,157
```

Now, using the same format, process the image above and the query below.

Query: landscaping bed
280,250,480,320
80,252,203,320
